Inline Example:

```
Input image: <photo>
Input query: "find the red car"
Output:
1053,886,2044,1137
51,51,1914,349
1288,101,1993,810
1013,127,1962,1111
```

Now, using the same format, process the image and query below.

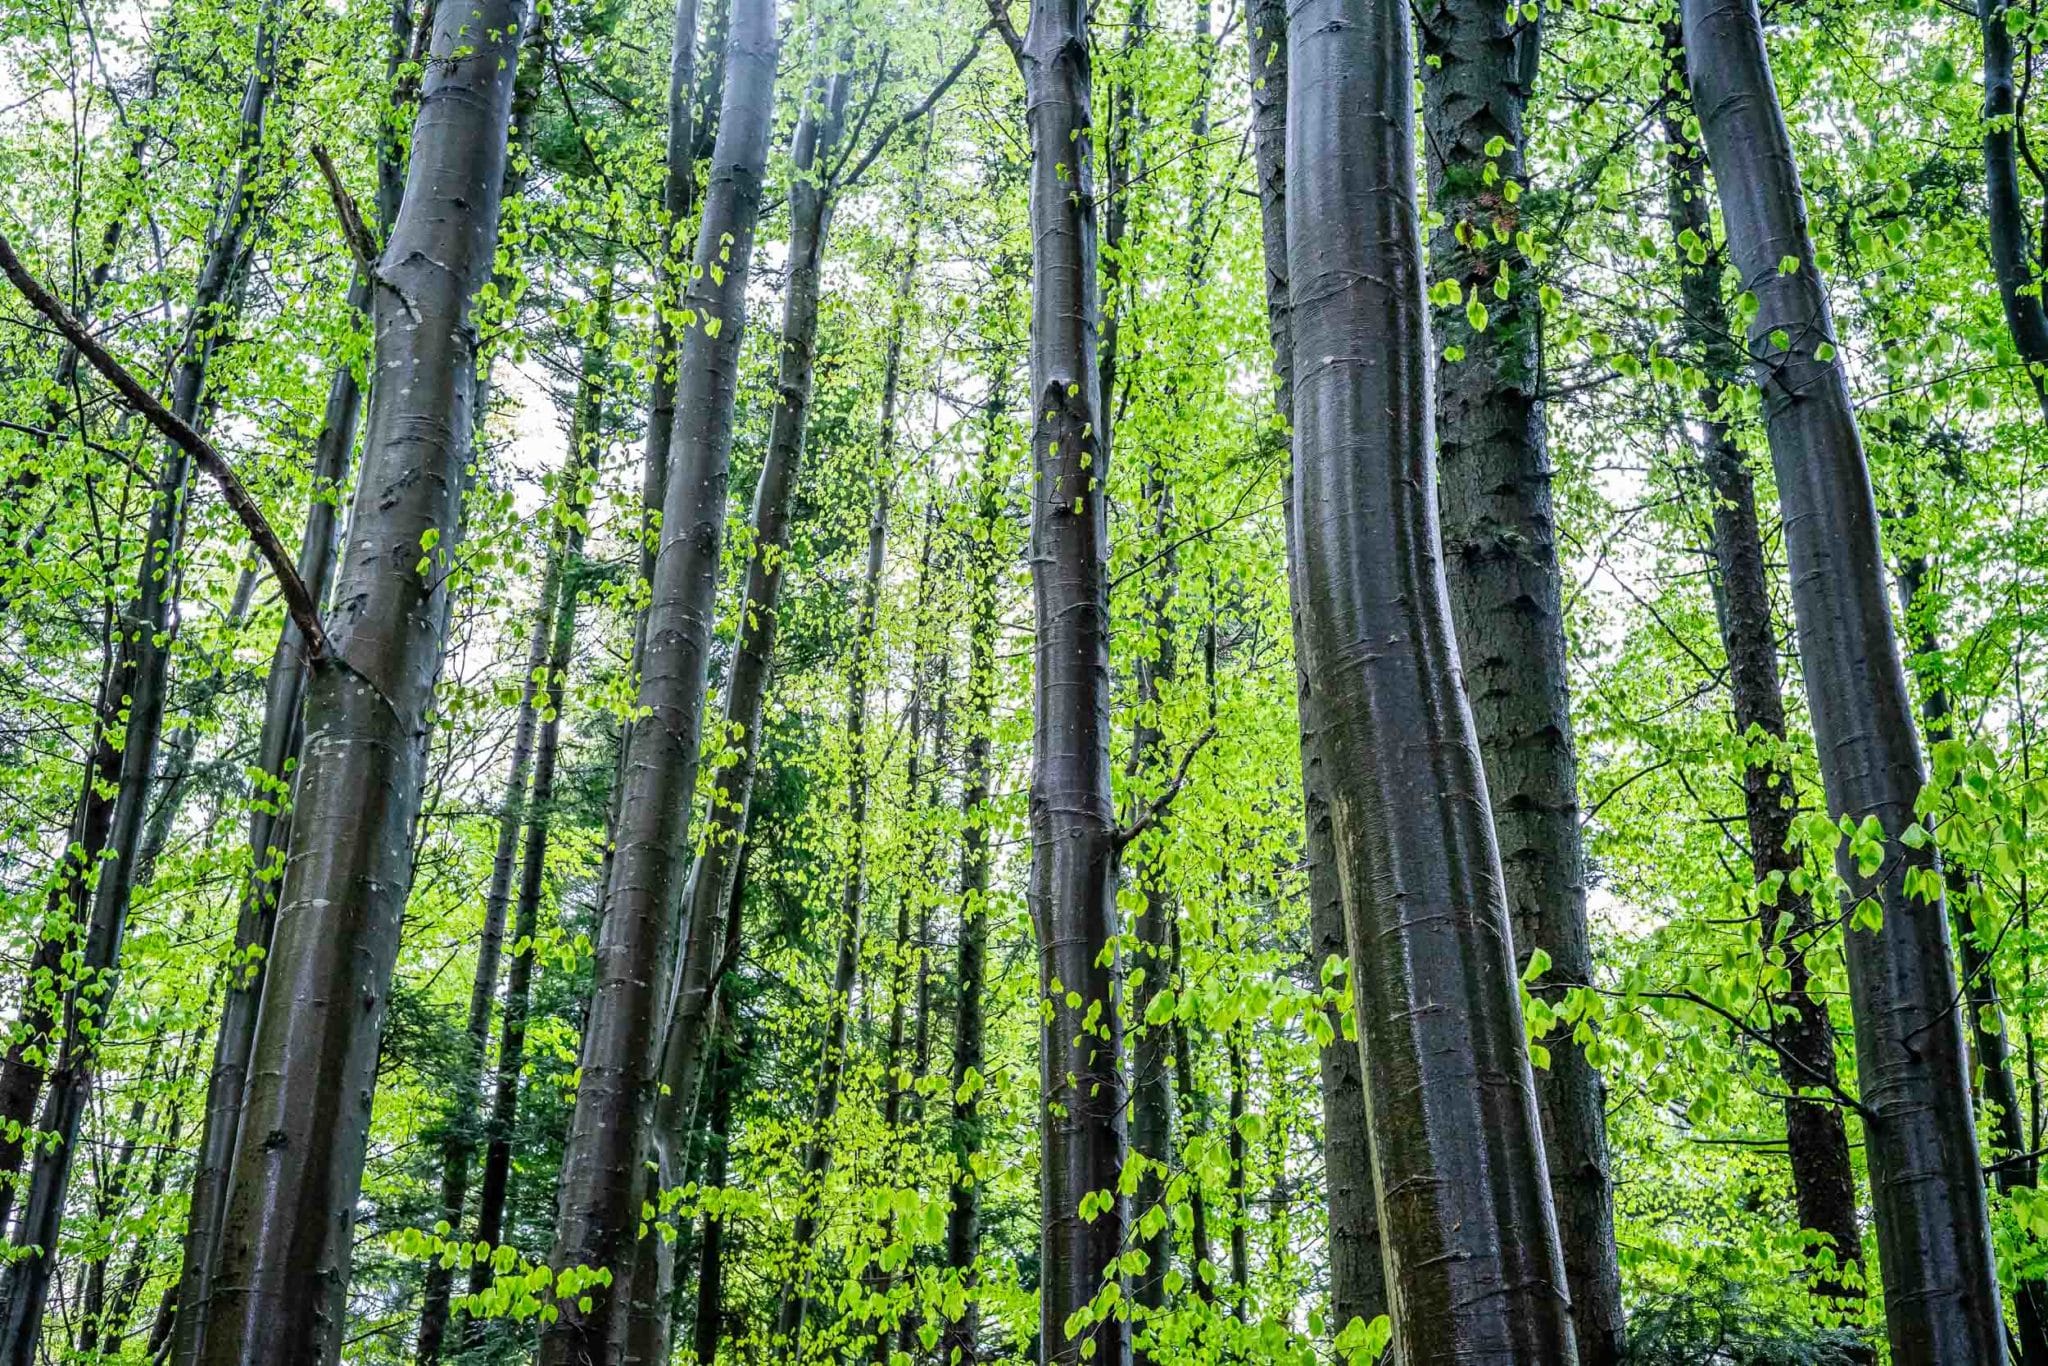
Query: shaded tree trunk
191,0,530,1356
537,0,776,1352
1678,1,2004,1359
1657,20,1866,1307
1286,0,1578,1354
1420,6,1624,1361
1979,0,2048,424
1896,552,2048,1364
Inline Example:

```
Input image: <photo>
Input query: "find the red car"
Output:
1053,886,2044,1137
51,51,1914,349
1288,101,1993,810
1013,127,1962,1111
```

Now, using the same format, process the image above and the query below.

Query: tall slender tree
1656,20,1864,1306
1242,0,1391,1340
537,0,777,1350
987,0,1126,1354
1679,0,2004,1358
0,7,288,1354
1419,3,1624,1357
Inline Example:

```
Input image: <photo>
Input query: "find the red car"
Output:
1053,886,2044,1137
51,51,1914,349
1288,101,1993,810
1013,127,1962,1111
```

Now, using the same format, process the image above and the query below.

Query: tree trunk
1418,6,1623,1359
1896,552,2048,1363
1979,0,2048,424
995,0,1125,1356
1678,1,2004,1359
536,0,776,1352
1241,0,1393,1340
690,1028,741,1366
1286,0,1579,1354
191,0,529,1356
1657,20,1866,1305
619,55,851,1366
0,10,286,1354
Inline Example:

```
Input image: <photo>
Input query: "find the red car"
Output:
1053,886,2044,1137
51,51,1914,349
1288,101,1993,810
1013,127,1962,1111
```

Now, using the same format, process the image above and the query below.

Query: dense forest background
0,0,2037,1358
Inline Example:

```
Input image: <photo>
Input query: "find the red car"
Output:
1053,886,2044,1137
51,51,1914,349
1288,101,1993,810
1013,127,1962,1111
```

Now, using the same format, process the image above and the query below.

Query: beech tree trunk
0,12,285,1355
1242,0,1392,1340
620,56,851,1366
1657,21,1866,1305
1979,0,2048,424
537,0,776,1352
1896,552,2048,1363
190,0,529,1356
1418,7,1623,1359
992,0,1125,1357
1286,0,1578,1354
1678,1,2004,1359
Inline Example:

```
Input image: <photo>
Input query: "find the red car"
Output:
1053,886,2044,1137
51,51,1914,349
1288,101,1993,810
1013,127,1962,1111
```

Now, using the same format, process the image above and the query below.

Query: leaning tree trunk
1678,1,2004,1359
536,0,776,1353
1286,0,1579,1355
0,11,286,1355
190,0,528,1358
167,267,370,1366
1418,5,1623,1359
1657,20,1865,1305
992,0,1126,1358
1242,0,1391,1340
620,58,851,1366
1896,551,2048,1363
690,1026,742,1366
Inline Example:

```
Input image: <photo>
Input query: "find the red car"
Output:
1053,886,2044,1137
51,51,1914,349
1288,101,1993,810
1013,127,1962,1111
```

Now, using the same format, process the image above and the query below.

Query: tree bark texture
1658,22,1865,1302
192,0,528,1356
1419,5,1624,1359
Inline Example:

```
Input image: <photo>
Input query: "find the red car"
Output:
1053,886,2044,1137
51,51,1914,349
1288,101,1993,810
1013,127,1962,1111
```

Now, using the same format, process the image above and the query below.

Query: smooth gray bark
1286,0,1578,1353
535,0,776,1352
192,0,529,1355
1679,0,2004,1359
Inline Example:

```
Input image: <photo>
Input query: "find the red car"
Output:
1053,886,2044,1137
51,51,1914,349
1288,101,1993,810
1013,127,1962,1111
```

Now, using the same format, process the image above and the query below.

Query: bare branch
313,144,379,272
985,0,1023,60
834,27,991,193
0,228,332,661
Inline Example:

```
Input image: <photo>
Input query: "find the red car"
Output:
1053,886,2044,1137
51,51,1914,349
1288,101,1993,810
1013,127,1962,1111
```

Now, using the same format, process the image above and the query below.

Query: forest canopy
0,0,2034,1359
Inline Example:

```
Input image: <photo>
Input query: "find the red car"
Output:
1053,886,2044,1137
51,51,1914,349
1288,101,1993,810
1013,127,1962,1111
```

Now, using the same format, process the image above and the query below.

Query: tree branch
834,27,991,193
1633,988,1873,1121
0,228,332,661
1116,724,1217,850
985,0,1023,60
312,143,379,273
